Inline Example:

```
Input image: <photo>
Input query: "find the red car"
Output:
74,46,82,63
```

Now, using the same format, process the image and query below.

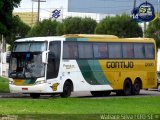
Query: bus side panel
99,60,157,90
61,60,113,91
61,60,91,91
76,60,113,91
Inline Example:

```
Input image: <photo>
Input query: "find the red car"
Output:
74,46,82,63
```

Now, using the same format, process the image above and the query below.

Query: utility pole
37,0,40,22
158,0,160,18
32,0,46,23
0,35,6,76
0,35,3,76
133,0,146,37
133,0,136,9
32,1,34,26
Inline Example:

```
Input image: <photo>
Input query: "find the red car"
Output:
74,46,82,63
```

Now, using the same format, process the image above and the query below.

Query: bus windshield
9,52,45,79
9,42,47,79
13,42,47,52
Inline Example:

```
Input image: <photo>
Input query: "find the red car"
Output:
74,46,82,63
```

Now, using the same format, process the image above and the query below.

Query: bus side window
93,43,108,59
78,43,93,59
108,43,122,59
145,44,154,59
134,43,145,59
122,43,134,59
63,42,78,59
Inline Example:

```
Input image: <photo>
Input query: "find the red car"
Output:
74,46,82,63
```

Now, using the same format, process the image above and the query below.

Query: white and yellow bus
9,34,157,98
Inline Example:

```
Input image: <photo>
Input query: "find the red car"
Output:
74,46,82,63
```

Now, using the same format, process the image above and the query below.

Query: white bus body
9,35,157,98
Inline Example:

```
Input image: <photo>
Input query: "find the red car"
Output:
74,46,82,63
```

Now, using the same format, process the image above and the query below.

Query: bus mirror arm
42,50,49,64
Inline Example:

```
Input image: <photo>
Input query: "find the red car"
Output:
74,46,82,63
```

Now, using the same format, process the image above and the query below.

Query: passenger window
134,44,145,59
78,43,93,59
93,43,108,59
122,43,134,59
145,44,154,59
108,43,122,59
63,42,78,59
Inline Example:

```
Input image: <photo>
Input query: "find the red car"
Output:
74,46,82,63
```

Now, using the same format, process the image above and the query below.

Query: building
13,12,38,26
50,0,159,22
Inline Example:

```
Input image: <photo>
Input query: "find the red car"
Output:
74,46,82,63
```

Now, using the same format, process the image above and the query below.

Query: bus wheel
60,81,72,98
123,79,132,96
30,93,40,99
132,79,141,95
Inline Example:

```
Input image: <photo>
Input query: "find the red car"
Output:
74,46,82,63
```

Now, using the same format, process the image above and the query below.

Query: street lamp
133,0,136,9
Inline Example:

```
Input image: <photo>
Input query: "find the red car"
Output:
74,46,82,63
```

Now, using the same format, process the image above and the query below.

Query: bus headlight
35,80,46,85
9,81,14,85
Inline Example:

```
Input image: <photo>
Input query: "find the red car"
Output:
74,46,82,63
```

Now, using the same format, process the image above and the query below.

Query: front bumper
9,84,47,93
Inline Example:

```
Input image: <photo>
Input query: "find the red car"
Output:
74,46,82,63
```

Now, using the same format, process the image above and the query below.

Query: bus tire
60,81,72,98
132,79,141,95
123,79,132,96
90,91,111,97
30,93,40,99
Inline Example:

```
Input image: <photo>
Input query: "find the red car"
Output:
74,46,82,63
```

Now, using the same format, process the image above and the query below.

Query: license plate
22,88,28,91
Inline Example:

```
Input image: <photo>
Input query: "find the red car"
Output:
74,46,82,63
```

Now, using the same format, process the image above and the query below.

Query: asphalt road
0,89,160,99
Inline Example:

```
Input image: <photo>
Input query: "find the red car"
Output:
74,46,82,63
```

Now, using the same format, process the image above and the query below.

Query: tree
27,19,60,37
0,0,21,36
56,22,64,35
57,17,97,34
6,15,31,45
145,18,160,47
63,17,82,34
80,17,97,34
95,14,143,38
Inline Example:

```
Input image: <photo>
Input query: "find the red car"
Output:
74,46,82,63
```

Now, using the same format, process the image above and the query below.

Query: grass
0,77,159,119
0,77,9,93
0,97,159,119
0,97,160,114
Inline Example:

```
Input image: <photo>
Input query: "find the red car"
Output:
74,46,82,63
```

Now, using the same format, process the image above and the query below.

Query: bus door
47,41,61,79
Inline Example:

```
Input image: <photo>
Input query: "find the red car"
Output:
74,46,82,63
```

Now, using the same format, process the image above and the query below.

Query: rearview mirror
42,50,49,64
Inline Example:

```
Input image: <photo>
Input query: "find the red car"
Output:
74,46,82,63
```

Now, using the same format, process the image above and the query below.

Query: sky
68,0,158,14
14,0,159,19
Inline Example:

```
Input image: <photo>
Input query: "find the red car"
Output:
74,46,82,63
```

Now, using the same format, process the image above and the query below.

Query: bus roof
63,34,119,38
15,36,65,42
14,34,155,43
123,38,155,43
63,34,155,43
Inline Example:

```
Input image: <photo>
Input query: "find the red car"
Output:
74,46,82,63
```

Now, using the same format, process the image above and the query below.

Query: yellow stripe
13,79,33,86
13,79,25,85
